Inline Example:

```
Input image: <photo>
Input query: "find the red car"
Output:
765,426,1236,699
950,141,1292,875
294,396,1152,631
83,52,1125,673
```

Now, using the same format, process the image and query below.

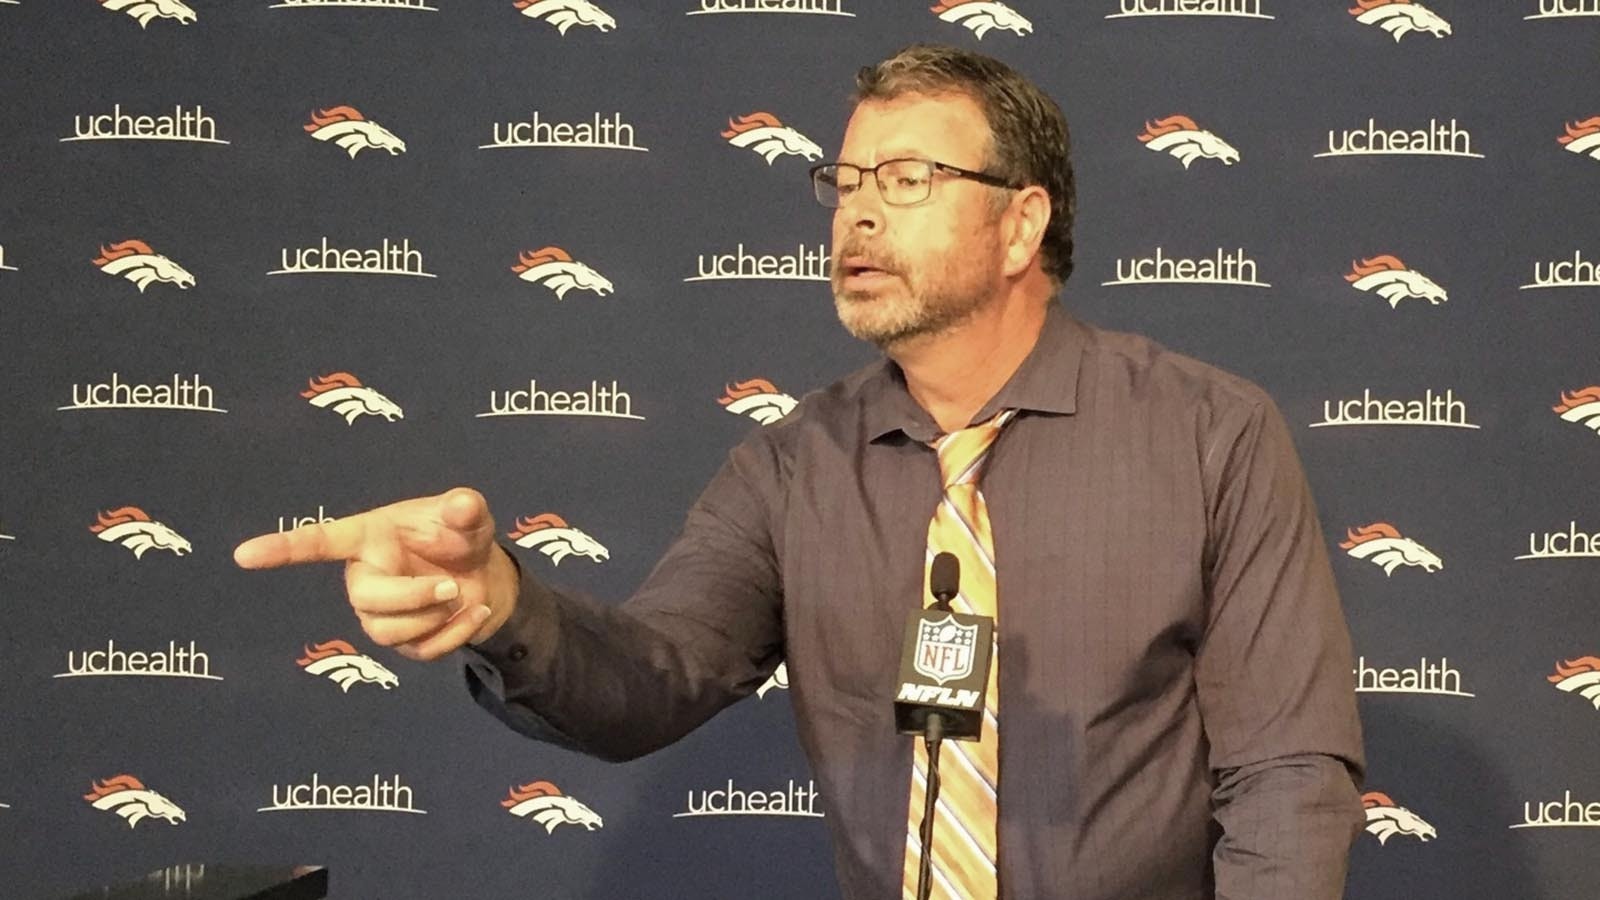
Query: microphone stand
915,592,954,900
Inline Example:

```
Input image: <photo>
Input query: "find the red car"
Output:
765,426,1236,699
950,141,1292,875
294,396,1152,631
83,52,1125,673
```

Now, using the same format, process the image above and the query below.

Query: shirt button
507,644,528,662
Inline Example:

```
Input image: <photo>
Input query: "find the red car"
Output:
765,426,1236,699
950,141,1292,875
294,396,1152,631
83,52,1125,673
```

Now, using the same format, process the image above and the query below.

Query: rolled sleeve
457,429,788,763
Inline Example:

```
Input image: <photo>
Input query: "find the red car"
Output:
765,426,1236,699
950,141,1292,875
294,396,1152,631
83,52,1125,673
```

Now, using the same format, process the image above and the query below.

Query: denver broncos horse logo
720,113,823,165
300,372,404,425
93,240,195,293
1362,791,1436,844
1339,523,1443,575
931,1,1033,39
514,0,615,33
757,662,789,699
511,247,614,299
1557,117,1600,162
718,379,797,426
303,106,407,159
84,775,186,828
297,639,399,692
507,514,609,566
502,781,603,833
1344,255,1448,307
1553,386,1600,437
99,0,196,28
1348,0,1452,41
1548,656,1600,711
90,506,191,559
1137,115,1240,169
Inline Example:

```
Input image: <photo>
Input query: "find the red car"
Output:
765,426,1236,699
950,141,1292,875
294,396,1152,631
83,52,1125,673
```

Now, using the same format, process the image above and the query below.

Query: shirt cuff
461,544,560,688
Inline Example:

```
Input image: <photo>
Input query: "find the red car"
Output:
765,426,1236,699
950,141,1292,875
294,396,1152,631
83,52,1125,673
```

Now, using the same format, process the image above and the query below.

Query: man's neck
890,293,1049,434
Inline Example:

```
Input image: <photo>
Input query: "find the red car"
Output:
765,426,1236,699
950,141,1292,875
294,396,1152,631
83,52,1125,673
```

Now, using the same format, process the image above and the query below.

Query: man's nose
839,179,884,234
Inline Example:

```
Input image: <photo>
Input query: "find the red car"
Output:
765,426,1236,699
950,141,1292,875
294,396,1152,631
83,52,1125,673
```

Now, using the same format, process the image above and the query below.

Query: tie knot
932,409,1016,489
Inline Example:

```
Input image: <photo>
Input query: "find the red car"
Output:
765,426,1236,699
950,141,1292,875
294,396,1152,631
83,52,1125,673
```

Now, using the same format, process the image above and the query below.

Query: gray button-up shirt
463,302,1366,899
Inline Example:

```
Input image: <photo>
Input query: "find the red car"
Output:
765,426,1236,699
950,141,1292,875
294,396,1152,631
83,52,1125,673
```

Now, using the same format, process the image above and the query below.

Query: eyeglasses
808,158,1022,208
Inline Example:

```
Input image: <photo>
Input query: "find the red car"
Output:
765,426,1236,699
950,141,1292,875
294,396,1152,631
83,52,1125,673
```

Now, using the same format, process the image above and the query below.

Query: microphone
894,552,994,741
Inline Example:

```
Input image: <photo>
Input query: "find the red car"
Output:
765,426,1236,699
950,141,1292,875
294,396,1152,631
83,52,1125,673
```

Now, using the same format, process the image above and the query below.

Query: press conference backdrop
0,1,1595,898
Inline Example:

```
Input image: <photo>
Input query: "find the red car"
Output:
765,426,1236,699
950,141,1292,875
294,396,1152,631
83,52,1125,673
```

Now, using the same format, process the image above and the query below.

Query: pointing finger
234,515,368,569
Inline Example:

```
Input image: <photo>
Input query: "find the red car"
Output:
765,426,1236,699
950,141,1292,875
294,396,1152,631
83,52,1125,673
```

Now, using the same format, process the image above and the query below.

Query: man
236,45,1365,900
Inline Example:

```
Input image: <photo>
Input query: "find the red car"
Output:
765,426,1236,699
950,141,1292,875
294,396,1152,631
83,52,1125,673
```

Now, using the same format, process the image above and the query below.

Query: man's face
830,93,1008,349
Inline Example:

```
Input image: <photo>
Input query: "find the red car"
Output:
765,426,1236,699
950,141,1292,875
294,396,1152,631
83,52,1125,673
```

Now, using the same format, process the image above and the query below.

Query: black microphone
893,552,994,741
930,552,959,610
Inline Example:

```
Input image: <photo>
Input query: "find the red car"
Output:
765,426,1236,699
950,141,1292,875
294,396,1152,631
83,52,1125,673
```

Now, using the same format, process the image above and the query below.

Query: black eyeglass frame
807,157,1024,208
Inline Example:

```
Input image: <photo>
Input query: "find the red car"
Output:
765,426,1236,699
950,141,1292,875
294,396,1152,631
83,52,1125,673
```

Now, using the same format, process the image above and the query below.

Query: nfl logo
914,614,977,685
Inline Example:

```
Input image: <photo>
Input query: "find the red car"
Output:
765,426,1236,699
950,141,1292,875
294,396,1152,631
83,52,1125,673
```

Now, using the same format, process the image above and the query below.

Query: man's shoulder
1074,316,1274,417
727,358,883,459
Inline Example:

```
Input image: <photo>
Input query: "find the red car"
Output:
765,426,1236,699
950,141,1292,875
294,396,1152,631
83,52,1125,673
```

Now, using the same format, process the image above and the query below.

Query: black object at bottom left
55,864,327,900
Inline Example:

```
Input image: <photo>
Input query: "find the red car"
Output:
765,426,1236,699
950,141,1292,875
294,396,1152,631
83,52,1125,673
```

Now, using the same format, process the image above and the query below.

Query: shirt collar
862,300,1086,444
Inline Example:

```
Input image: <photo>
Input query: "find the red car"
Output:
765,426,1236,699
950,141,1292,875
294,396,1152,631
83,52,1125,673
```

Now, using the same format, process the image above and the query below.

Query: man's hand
233,487,520,661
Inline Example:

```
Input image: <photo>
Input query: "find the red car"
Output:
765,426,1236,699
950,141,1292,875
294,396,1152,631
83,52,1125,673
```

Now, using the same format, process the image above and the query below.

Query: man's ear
1001,186,1051,279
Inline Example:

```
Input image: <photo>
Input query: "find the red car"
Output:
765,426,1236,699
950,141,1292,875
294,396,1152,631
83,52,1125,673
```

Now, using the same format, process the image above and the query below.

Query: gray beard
832,283,986,350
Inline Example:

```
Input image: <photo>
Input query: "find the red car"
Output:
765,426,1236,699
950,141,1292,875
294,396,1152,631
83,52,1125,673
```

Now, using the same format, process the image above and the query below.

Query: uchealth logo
1106,0,1271,19
676,778,823,819
757,662,788,698
720,113,822,164
63,104,222,144
688,243,829,283
64,373,221,413
300,372,404,425
1103,247,1267,288
58,640,217,681
98,0,196,28
93,240,194,293
1339,523,1442,575
1553,386,1600,437
1344,255,1447,308
1517,521,1600,561
1526,0,1600,19
303,106,406,158
261,774,422,814
1547,656,1600,711
1514,790,1600,830
1557,116,1600,162
687,0,853,16
1137,115,1239,168
931,0,1033,38
91,506,191,559
1312,388,1476,429
718,379,797,425
1362,791,1436,844
512,247,614,299
481,379,641,420
297,640,398,692
270,237,433,279
502,781,603,833
507,513,609,565
269,1,440,10
1521,250,1600,291
1354,655,1471,697
1317,117,1479,159
515,0,616,32
85,776,186,828
1348,0,1452,41
483,111,643,151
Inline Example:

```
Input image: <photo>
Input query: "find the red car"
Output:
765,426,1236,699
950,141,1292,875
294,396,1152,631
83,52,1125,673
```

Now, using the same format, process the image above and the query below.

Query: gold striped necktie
903,408,1017,899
